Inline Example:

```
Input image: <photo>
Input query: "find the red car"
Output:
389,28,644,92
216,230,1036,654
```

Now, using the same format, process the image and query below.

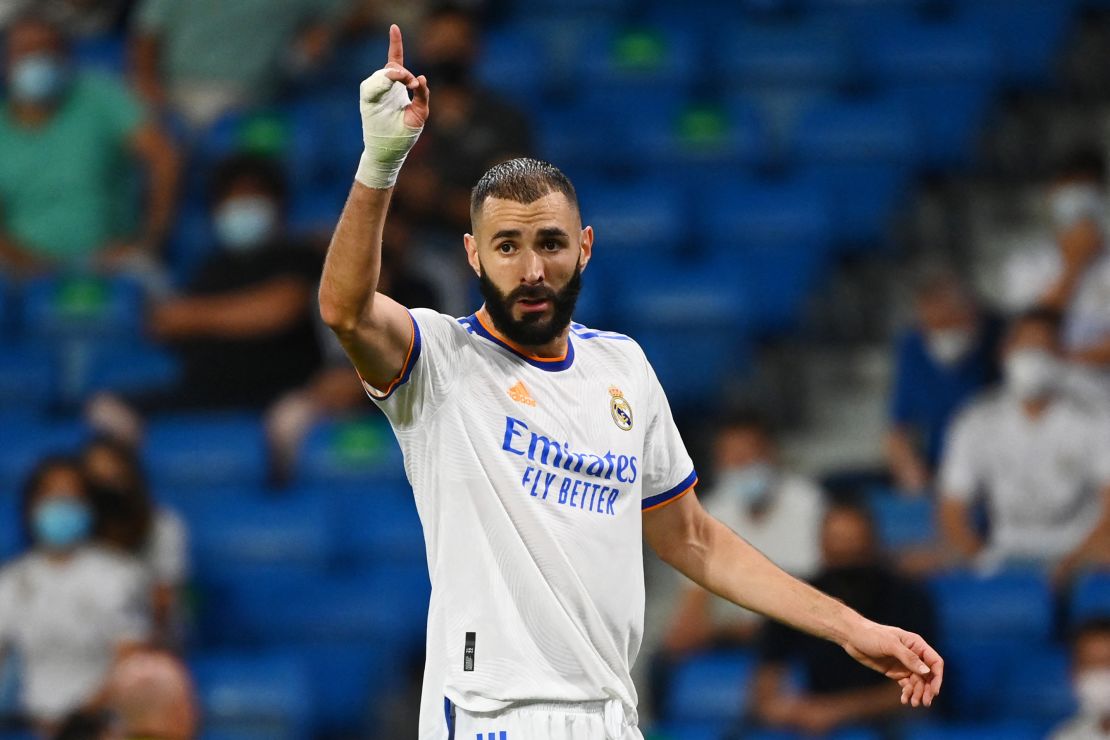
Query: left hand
842,621,943,708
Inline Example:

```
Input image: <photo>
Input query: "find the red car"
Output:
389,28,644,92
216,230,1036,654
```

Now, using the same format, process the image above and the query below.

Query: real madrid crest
609,386,633,431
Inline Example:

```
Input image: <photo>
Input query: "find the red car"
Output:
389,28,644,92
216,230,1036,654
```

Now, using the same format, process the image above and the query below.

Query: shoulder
779,473,825,506
953,388,1007,429
568,321,642,360
80,545,146,581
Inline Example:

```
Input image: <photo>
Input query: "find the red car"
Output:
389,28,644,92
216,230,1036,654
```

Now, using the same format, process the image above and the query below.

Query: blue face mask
33,497,92,551
214,196,278,252
721,462,776,508
9,53,69,105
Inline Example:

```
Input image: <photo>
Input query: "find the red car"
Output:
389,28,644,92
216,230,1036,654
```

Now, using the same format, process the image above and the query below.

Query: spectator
266,213,442,480
392,3,534,241
938,308,1110,581
1003,148,1110,406
0,0,131,37
750,502,935,737
1052,617,1110,740
88,154,324,442
130,0,352,129
661,411,824,652
885,269,1002,494
80,436,188,648
0,456,150,730
0,12,178,276
100,649,197,740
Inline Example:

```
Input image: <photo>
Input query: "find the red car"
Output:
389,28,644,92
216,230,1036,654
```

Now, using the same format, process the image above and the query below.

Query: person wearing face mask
86,154,324,438
938,309,1110,582
1003,148,1110,406
660,411,825,654
1053,617,1110,740
886,269,1002,494
750,503,937,737
0,456,150,732
0,12,179,277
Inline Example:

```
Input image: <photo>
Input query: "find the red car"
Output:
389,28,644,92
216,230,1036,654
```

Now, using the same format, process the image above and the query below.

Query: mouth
515,297,551,314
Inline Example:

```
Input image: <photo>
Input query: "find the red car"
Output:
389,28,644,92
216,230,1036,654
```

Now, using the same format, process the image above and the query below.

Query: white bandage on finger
354,69,424,189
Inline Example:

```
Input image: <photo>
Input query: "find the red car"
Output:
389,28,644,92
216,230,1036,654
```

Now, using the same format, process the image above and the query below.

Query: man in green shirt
131,0,351,128
0,13,179,274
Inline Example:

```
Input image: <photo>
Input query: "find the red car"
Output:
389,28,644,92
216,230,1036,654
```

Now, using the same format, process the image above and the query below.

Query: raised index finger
387,24,404,68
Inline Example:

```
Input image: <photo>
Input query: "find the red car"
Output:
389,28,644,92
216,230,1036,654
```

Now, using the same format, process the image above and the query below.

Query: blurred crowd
0,0,1108,739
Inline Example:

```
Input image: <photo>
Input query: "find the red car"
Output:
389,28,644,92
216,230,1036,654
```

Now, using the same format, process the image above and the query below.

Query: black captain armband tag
463,632,476,672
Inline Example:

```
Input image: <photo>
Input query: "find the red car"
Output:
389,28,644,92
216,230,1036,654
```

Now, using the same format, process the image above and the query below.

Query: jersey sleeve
937,405,983,503
361,308,470,429
638,352,697,511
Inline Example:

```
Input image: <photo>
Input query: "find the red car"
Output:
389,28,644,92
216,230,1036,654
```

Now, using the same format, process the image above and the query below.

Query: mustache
507,284,557,302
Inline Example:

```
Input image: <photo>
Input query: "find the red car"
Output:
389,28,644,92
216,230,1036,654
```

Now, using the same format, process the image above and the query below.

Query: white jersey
364,309,696,739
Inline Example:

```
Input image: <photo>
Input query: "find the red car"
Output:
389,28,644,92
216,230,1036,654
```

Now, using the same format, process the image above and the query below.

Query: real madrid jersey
363,308,697,739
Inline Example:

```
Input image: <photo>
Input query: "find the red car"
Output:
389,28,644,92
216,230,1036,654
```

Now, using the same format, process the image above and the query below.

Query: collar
466,312,575,372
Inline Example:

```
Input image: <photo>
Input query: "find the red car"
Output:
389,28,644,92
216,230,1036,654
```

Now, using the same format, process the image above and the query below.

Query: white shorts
448,699,644,740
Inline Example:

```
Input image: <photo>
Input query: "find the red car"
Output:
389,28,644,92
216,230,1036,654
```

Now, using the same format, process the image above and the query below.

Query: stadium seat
191,651,313,740
0,419,88,490
862,20,1000,85
994,646,1076,726
326,487,426,566
700,178,833,252
21,274,145,340
867,491,938,550
145,413,268,488
937,637,1013,721
72,35,127,75
646,723,727,740
0,485,22,561
1071,569,1110,623
929,569,1053,641
956,0,1077,88
718,22,854,90
579,24,701,93
0,344,55,410
662,649,756,723
293,641,404,735
797,162,913,248
578,179,687,257
790,99,921,165
475,27,551,108
68,341,181,403
297,416,406,486
904,720,1044,740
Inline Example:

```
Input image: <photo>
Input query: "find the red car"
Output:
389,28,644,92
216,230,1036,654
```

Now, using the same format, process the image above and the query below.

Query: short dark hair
717,407,775,442
1054,147,1107,185
424,2,477,26
824,496,877,533
209,153,288,211
470,158,578,221
1010,306,1063,339
1072,616,1110,646
19,455,91,548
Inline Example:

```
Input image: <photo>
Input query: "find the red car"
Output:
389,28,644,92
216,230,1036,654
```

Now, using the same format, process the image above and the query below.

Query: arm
753,663,904,734
644,492,943,707
150,277,310,339
1068,338,1110,367
937,497,983,561
885,426,930,493
129,122,180,249
318,25,429,390
1038,221,1101,312
1055,488,1110,582
130,32,166,107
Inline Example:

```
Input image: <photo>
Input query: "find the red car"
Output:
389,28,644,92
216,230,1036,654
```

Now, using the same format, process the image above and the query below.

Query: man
1052,617,1110,740
319,27,943,738
0,13,178,275
1002,149,1110,406
885,270,1001,493
939,309,1110,580
752,503,936,736
662,410,825,651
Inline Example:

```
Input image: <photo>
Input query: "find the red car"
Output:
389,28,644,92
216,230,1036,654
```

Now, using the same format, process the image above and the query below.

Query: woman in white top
0,455,151,729
80,436,189,649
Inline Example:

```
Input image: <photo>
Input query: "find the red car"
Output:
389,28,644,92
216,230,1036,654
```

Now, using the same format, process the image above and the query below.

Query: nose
521,250,544,284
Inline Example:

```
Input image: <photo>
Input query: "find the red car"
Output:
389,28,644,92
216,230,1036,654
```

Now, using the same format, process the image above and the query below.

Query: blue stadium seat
747,730,881,740
297,416,406,486
293,641,403,735
790,99,921,165
69,341,181,402
0,344,55,410
887,83,994,170
191,651,313,740
646,723,727,740
937,638,1013,721
189,495,332,579
327,488,426,566
702,179,833,250
867,492,937,550
21,275,145,340
904,720,1044,740
165,202,215,288
797,162,913,248
579,24,701,92
0,484,22,560
72,35,127,75
862,20,1000,85
994,646,1076,726
0,419,88,490
663,650,756,723
620,101,769,177
578,179,686,257
956,0,1077,88
475,27,551,108
718,22,854,90
145,413,267,488
929,569,1053,641
1072,569,1110,623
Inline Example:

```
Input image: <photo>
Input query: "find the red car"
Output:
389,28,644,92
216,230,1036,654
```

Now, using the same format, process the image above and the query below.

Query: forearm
318,182,391,333
138,129,180,246
156,280,308,338
938,499,982,559
885,427,929,490
130,34,164,100
1070,339,1110,367
661,511,865,647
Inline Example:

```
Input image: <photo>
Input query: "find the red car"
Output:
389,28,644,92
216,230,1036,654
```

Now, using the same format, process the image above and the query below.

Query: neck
1022,396,1052,418
43,547,77,564
476,306,569,359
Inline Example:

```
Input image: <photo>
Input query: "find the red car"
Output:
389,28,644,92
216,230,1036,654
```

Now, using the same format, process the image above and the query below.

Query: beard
478,263,582,347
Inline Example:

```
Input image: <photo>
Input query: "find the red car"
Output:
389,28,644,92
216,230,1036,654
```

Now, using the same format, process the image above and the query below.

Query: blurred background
0,0,1109,738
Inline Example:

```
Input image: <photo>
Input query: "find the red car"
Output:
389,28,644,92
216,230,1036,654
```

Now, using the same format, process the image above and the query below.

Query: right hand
355,24,430,189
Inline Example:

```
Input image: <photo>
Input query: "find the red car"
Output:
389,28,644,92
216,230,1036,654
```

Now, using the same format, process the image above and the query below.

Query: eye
542,240,562,251
497,242,515,254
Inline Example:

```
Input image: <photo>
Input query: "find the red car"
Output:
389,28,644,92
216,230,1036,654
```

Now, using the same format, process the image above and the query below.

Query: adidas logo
508,381,536,407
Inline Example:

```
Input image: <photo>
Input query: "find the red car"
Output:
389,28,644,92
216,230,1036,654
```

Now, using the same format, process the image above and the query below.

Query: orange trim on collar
475,310,569,363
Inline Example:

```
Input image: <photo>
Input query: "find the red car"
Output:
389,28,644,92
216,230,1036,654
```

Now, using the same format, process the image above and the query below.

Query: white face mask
719,463,776,508
1050,184,1105,232
926,328,973,367
1004,348,1058,401
9,53,68,104
214,196,277,252
1076,667,1110,718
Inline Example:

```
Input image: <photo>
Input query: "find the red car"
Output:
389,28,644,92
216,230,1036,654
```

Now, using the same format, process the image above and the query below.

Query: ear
578,225,594,272
463,233,481,278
